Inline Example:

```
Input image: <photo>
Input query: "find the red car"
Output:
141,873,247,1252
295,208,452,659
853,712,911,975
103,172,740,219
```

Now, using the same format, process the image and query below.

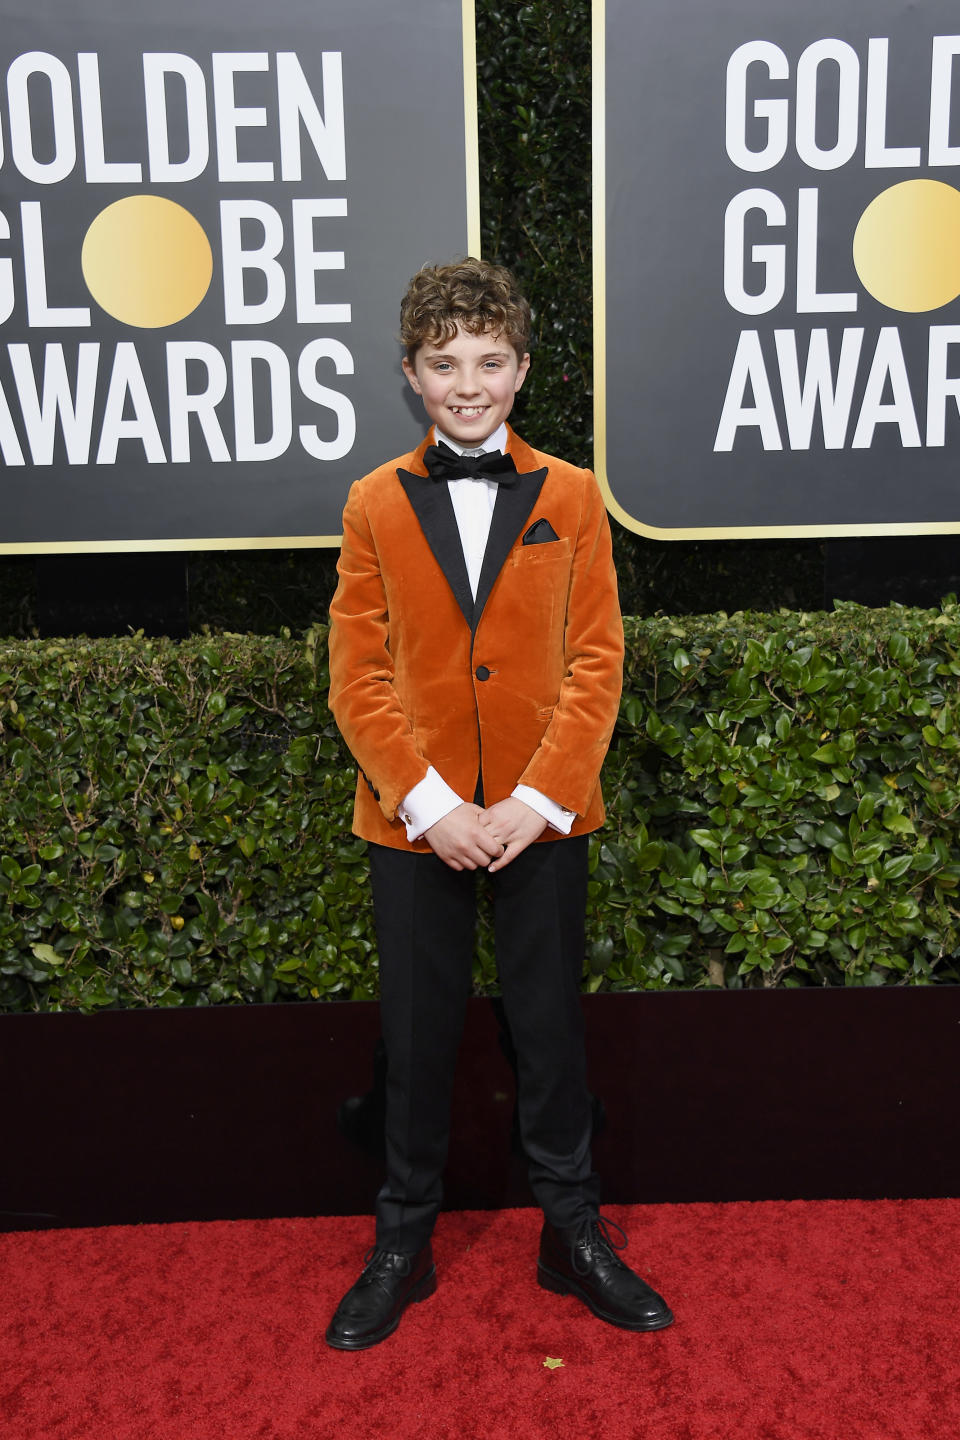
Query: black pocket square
522,517,559,545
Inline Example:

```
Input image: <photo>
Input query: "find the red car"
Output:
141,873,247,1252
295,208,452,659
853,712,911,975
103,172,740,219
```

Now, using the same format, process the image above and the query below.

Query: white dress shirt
398,425,575,841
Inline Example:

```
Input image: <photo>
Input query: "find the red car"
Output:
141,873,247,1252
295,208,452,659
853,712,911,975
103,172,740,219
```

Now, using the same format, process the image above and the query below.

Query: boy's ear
402,357,421,395
514,353,531,392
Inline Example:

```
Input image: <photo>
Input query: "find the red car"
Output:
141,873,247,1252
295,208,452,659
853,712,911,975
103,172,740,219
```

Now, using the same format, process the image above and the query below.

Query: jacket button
475,665,490,681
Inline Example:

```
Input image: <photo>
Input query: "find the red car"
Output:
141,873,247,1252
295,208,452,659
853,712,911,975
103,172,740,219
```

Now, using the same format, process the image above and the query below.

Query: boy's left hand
481,798,548,872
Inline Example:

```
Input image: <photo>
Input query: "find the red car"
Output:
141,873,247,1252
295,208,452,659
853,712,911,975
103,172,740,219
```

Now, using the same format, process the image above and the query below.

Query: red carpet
2,1200,958,1439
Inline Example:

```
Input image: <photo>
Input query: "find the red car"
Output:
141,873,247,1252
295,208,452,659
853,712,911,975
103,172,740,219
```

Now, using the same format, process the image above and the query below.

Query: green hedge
602,606,960,991
0,633,368,1013
2,604,959,1012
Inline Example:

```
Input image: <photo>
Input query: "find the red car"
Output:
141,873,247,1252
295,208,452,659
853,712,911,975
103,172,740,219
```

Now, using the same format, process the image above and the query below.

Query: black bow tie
422,441,519,485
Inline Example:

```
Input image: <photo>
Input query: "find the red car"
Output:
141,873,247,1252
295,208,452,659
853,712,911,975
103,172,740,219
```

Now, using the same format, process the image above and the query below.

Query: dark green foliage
0,632,371,1012
2,606,959,1012
477,1,594,468
187,549,341,636
0,558,36,639
598,604,960,991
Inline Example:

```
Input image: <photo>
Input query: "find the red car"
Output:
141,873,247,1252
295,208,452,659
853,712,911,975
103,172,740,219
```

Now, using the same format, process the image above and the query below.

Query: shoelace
571,1214,629,1275
361,1246,412,1279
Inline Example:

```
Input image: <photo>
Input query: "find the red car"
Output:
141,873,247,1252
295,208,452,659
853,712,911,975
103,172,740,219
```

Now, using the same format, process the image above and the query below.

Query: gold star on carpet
543,1357,565,1370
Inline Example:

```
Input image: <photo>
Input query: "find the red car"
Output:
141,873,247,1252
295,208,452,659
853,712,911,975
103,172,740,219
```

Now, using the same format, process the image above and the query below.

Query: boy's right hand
424,804,505,871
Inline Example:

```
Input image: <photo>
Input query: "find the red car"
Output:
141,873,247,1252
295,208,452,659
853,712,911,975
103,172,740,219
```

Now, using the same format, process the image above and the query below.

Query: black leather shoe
325,1244,436,1350
538,1217,674,1332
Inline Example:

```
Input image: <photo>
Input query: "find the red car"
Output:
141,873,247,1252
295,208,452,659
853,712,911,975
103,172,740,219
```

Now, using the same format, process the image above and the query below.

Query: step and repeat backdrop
595,0,960,536
0,0,478,551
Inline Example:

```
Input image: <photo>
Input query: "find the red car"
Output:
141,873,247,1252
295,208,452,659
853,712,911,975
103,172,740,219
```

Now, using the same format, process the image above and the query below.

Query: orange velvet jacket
327,425,624,852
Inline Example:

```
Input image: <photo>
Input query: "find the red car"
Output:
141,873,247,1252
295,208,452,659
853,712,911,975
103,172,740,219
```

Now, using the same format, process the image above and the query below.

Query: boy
325,258,672,1348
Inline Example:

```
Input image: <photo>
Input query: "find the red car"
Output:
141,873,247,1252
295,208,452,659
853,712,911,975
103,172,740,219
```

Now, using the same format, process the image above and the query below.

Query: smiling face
402,326,530,447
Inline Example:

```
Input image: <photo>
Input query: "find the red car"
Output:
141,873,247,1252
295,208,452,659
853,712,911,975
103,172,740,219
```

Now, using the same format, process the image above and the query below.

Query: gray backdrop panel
601,0,960,533
0,0,472,546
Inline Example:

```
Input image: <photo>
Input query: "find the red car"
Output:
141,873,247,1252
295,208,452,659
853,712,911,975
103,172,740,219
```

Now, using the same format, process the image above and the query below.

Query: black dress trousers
369,834,601,1253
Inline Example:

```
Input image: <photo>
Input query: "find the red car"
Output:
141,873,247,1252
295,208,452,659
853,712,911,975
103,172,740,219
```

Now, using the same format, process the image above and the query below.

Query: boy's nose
455,371,482,396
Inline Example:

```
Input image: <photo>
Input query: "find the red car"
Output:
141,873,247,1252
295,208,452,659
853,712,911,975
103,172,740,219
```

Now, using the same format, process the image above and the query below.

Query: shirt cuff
399,767,465,841
511,784,576,834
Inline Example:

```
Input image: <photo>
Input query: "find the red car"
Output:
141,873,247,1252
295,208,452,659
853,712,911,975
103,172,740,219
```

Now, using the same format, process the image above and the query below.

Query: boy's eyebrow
422,345,513,359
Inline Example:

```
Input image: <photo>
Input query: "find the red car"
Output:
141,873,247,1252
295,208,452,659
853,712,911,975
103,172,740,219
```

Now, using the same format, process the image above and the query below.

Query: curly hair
399,258,531,360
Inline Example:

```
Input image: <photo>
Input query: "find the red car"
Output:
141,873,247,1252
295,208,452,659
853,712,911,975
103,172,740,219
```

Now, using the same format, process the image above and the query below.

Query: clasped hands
424,798,548,872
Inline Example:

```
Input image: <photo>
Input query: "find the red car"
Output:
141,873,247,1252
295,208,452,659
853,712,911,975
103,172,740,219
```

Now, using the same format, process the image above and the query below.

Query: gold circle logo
81,196,213,328
853,179,960,313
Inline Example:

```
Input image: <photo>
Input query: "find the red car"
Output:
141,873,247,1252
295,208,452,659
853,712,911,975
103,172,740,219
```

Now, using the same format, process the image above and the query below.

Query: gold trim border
462,0,482,257
0,2,482,558
591,0,960,540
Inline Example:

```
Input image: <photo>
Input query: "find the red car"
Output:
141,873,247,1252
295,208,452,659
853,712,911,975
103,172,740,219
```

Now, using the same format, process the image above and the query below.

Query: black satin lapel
472,468,549,627
396,469,474,627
